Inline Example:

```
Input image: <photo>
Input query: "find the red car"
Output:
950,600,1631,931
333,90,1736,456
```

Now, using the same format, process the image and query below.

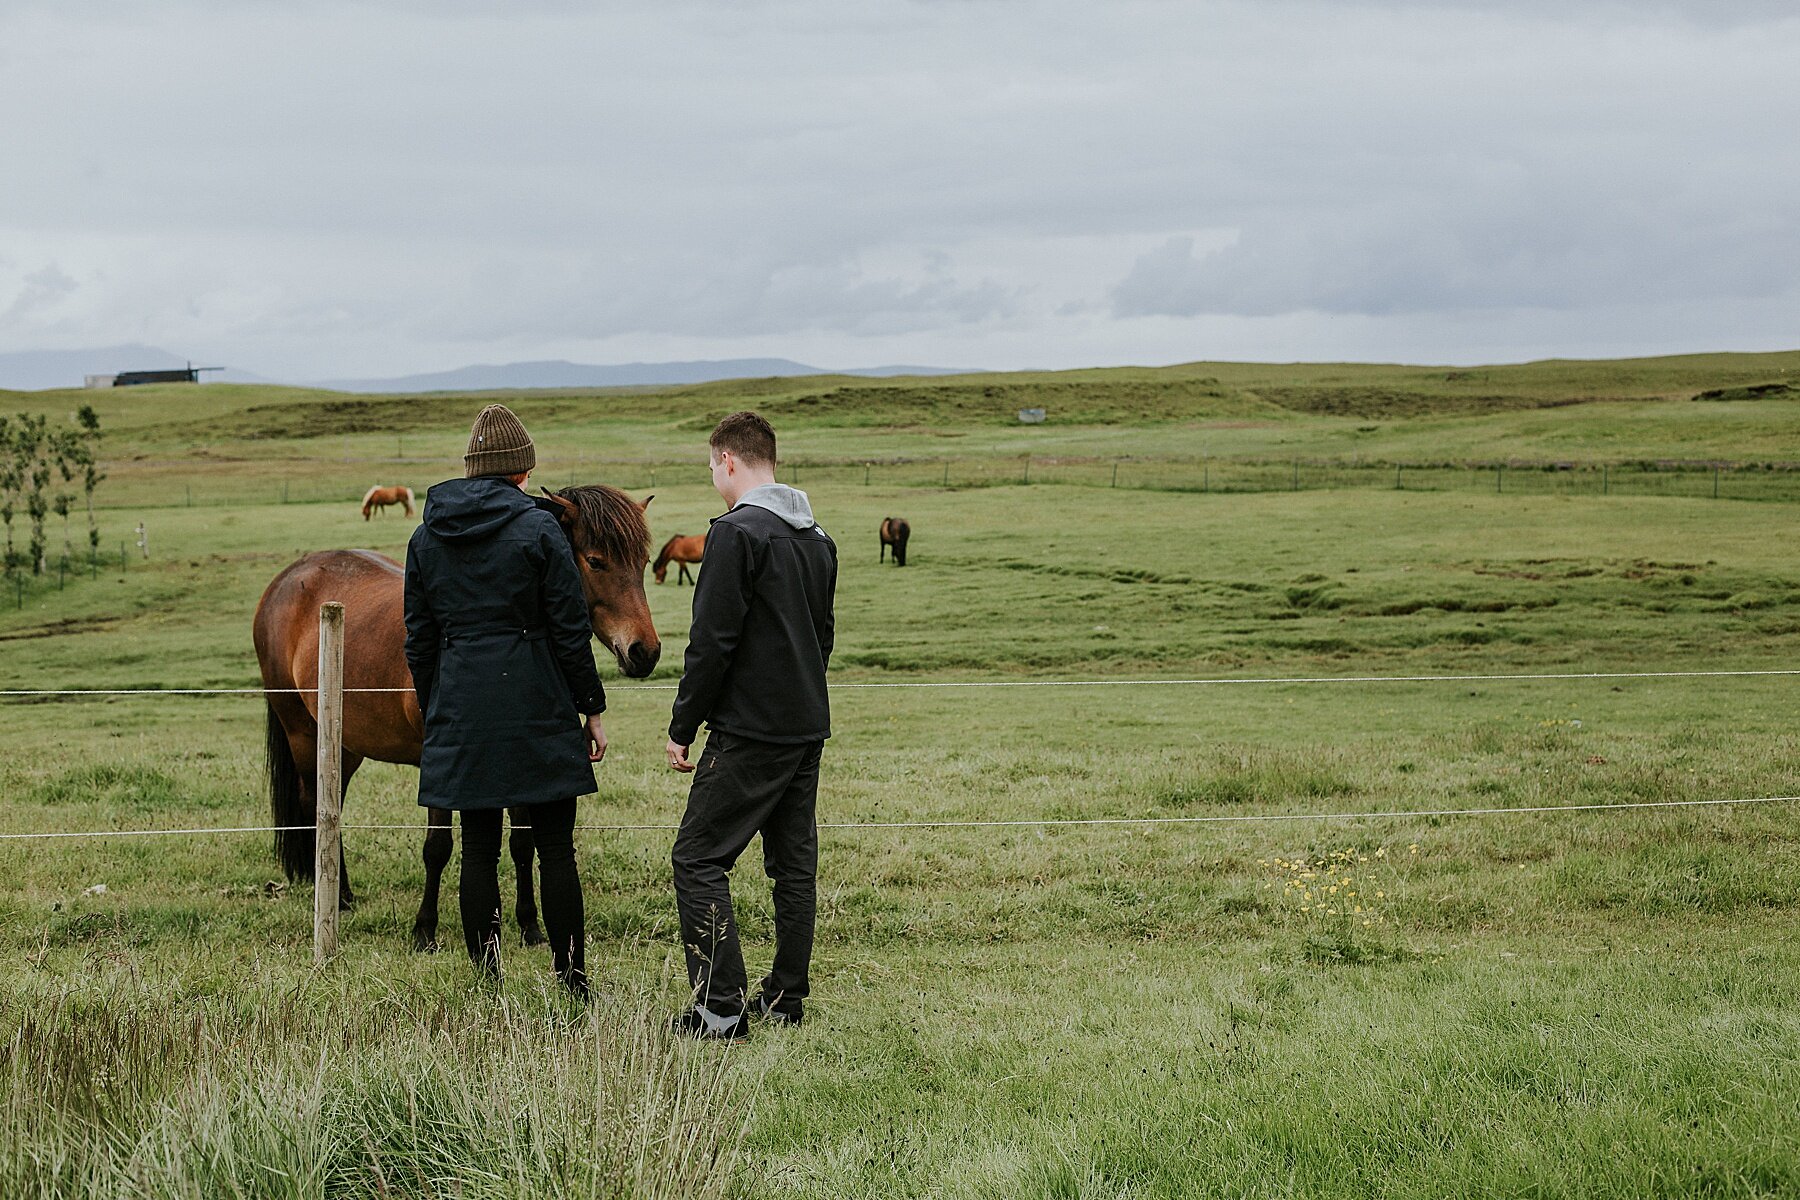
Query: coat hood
421,476,538,542
734,483,817,529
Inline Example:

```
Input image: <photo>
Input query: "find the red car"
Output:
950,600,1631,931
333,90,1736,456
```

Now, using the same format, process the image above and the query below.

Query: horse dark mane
554,484,651,565
653,535,680,573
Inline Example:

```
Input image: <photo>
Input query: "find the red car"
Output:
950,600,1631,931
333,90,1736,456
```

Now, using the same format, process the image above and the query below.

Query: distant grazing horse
361,485,415,520
880,517,910,566
254,485,659,951
653,533,706,585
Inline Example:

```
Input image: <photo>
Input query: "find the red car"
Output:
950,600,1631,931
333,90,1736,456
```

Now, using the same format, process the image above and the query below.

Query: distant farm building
96,363,224,387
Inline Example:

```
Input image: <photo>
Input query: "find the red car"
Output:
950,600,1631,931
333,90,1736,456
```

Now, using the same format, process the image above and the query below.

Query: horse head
540,487,661,677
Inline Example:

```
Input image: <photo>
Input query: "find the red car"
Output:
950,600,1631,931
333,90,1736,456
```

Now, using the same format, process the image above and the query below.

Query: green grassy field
2,357,1798,1197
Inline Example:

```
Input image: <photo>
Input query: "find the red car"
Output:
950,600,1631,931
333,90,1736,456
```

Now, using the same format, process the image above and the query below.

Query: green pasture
2,362,1799,1197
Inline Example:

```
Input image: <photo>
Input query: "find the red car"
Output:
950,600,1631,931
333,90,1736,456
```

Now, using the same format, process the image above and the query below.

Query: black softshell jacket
668,500,837,747
403,477,605,810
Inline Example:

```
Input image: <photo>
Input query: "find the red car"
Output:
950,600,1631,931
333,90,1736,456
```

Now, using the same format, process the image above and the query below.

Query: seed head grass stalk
1,965,754,1198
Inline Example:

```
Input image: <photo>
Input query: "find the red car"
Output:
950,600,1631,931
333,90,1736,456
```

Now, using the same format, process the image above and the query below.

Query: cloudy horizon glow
3,0,1798,379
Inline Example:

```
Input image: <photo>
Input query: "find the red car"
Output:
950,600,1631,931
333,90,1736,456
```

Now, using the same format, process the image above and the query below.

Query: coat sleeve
668,519,755,746
539,518,607,716
402,535,440,716
819,541,837,667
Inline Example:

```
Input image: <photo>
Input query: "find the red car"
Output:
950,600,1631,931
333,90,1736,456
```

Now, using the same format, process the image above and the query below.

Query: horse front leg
412,807,454,952
510,807,546,946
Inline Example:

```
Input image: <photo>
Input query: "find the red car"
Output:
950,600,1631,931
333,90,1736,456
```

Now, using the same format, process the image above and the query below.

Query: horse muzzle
614,639,660,678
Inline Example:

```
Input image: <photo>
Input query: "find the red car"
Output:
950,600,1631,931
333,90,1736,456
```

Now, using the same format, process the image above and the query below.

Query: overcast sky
3,0,1797,378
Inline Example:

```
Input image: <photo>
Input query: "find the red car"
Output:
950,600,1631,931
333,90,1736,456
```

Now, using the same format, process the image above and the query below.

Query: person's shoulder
711,508,768,539
516,506,566,539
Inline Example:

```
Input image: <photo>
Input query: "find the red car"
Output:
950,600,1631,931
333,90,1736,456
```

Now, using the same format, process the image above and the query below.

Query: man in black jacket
666,410,837,1040
404,403,607,997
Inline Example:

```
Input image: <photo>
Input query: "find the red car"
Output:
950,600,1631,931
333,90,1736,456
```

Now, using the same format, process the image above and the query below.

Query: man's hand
586,714,608,763
666,738,694,773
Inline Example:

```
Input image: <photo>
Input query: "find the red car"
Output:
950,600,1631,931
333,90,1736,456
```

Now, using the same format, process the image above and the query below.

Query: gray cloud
1,264,79,325
1,0,1797,376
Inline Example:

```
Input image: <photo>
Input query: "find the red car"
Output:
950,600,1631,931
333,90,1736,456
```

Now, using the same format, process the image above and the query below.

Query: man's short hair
709,410,777,469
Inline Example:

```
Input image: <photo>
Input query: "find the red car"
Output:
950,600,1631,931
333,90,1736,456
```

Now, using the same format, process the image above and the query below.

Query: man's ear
640,494,655,511
540,487,579,527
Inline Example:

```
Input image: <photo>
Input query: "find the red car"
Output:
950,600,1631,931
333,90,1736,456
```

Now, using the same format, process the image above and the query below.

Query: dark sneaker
751,991,804,1027
671,1006,751,1042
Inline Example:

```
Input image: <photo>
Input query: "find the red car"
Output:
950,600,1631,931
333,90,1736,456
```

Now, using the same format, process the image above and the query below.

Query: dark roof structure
113,364,224,386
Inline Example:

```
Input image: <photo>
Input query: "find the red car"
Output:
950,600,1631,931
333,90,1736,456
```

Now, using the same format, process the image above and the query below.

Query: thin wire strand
3,667,1798,697
0,794,1790,841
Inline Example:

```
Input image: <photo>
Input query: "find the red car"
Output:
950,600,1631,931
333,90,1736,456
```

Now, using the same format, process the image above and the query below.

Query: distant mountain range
0,345,973,392
317,358,970,392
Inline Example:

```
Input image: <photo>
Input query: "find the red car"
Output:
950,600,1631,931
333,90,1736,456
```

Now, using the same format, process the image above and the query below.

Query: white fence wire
3,664,1791,844
0,795,1792,842
4,666,1798,698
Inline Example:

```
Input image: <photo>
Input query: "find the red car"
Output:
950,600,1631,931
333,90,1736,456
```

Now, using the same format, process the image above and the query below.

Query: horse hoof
338,894,357,913
412,933,440,954
519,924,547,947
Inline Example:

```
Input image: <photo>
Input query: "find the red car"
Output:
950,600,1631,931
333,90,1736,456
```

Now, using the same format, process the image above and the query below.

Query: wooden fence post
314,601,345,965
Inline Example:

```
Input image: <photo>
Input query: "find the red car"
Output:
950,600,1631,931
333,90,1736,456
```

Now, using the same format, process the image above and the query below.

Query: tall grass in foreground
0,969,752,1199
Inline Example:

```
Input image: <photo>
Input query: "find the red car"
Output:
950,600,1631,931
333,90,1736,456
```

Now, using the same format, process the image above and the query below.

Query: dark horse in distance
879,516,910,566
253,485,659,951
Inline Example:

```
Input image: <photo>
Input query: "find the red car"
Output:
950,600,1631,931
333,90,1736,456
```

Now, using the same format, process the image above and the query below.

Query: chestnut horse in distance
361,485,415,520
254,485,659,951
880,517,910,566
653,532,705,585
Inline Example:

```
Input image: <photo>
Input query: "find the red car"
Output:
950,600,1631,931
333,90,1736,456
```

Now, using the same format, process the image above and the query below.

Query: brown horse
361,485,415,520
880,517,910,566
653,532,706,585
254,485,658,951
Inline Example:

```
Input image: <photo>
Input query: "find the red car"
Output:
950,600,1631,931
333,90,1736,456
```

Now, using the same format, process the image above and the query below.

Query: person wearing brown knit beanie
464,403,537,478
403,402,605,999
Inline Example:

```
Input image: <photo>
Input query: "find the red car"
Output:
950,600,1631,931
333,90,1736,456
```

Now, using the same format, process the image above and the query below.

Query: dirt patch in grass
0,616,118,642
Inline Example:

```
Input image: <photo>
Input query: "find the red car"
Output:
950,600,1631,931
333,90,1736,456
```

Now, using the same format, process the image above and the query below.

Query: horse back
255,549,423,763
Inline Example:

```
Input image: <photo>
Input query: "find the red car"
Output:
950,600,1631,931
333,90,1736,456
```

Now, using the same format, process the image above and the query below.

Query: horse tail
266,701,315,881
403,486,415,515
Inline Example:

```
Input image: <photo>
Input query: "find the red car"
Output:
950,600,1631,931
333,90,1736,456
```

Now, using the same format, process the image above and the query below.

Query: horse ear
640,494,655,511
540,487,579,526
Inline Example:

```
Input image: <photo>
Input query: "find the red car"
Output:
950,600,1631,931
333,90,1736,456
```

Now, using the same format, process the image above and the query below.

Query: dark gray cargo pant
672,729,821,1018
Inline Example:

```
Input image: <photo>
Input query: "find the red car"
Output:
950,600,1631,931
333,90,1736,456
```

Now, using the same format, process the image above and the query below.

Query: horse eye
585,555,605,570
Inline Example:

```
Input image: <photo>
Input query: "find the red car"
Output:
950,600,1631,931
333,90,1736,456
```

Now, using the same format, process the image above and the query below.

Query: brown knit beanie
463,404,536,478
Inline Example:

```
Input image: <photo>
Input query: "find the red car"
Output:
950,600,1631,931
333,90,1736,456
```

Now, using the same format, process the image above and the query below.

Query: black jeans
461,797,586,994
671,730,821,1017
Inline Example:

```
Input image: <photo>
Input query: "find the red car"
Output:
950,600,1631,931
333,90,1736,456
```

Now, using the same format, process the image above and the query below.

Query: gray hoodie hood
734,483,817,529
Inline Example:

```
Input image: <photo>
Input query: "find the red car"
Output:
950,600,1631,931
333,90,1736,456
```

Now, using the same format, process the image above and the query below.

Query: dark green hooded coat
403,477,605,810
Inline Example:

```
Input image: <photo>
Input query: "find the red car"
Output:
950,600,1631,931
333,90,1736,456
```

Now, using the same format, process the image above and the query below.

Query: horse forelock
557,484,651,564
